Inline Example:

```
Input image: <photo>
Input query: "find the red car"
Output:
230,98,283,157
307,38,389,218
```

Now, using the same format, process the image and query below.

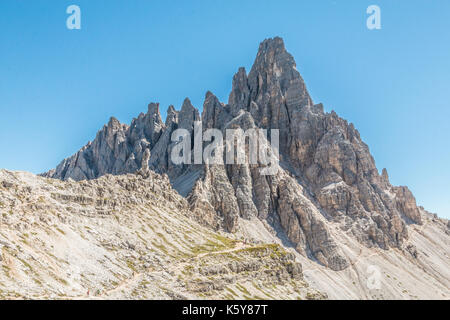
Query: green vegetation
252,282,276,299
236,283,251,296
306,292,318,300
226,287,238,297
151,241,169,255
135,231,148,245
126,259,138,273
17,257,33,272
2,265,11,278
213,234,237,248
182,265,194,276
54,276,68,286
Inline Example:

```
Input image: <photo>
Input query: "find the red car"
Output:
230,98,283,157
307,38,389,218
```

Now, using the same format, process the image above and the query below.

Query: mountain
33,37,450,299
1,169,321,299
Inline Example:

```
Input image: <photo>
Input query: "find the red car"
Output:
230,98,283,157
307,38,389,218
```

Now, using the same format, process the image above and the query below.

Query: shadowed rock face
43,37,425,271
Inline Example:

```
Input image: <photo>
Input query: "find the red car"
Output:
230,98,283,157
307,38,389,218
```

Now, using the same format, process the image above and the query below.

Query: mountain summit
43,37,447,276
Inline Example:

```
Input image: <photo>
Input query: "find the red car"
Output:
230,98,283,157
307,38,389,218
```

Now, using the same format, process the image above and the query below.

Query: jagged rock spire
178,98,200,132
228,67,250,117
248,36,311,100
202,91,223,130
165,105,178,127
43,36,427,272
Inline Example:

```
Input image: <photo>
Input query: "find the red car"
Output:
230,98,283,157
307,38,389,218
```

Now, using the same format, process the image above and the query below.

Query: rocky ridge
1,169,324,299
42,37,443,275
2,168,449,299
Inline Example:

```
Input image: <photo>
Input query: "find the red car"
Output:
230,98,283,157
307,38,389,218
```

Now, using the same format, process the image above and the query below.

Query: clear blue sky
0,0,449,218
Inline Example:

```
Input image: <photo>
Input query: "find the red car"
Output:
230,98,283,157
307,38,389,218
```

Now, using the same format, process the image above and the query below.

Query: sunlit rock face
43,37,426,271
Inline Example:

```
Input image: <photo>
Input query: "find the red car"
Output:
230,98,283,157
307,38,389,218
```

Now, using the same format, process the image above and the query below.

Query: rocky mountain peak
228,67,250,117
42,37,431,272
256,36,288,61
147,102,160,115
249,36,309,98
381,168,390,184
178,98,200,131
202,91,223,130
107,116,122,129
165,105,178,127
